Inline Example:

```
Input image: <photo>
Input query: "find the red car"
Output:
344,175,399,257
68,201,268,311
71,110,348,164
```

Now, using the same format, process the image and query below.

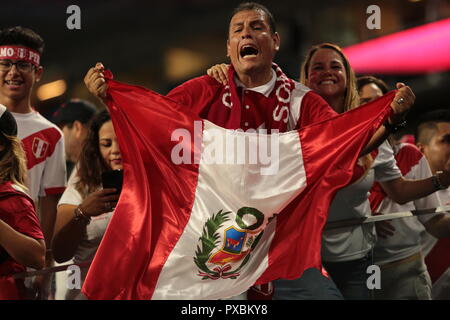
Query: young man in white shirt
416,109,450,299
0,26,66,299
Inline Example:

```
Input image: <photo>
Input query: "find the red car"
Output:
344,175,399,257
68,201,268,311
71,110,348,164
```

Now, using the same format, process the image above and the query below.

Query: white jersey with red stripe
421,188,450,257
371,143,442,265
11,111,66,204
322,140,402,262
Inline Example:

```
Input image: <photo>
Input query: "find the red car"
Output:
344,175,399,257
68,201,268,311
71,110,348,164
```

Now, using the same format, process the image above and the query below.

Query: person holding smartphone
52,110,122,300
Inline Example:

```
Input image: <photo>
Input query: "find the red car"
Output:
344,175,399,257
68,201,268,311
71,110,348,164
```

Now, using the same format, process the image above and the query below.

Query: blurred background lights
37,80,67,101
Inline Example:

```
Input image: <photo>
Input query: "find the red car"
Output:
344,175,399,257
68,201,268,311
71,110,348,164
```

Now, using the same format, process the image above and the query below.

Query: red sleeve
297,91,337,128
166,75,222,116
395,143,423,175
0,195,44,241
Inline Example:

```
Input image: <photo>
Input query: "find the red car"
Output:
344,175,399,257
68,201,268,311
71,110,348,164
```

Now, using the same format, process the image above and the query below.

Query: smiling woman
300,42,359,114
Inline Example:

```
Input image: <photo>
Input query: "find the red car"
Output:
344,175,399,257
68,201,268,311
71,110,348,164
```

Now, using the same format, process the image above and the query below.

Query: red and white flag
82,74,394,299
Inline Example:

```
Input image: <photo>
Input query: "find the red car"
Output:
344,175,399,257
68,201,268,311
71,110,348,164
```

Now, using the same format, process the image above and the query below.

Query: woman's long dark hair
75,109,111,197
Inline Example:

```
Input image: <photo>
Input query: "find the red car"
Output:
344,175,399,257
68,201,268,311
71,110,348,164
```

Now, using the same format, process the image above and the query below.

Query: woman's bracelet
432,171,448,191
383,119,407,134
74,206,91,225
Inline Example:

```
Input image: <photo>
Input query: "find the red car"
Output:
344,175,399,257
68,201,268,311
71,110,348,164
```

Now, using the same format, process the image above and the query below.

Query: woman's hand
389,83,415,124
79,188,120,217
84,62,108,100
207,63,230,85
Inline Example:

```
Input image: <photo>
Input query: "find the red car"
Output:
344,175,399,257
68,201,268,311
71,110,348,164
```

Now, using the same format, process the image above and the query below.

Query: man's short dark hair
356,75,389,94
230,2,276,33
415,109,450,144
52,99,97,128
0,26,45,55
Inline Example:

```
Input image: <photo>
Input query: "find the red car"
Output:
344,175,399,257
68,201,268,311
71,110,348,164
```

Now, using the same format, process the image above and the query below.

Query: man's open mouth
240,45,259,58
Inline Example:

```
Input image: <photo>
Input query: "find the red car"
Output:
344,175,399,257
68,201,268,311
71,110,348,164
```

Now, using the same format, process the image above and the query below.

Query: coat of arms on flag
195,208,266,280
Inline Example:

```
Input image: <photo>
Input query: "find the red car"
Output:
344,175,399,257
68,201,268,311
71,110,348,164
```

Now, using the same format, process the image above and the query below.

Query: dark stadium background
3,0,449,132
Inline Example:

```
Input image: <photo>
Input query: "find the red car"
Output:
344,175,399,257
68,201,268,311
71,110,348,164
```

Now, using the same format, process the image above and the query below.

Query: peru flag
82,76,394,299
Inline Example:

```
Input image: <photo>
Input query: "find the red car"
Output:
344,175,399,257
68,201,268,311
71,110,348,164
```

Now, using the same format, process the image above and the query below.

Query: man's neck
0,97,33,114
235,67,274,89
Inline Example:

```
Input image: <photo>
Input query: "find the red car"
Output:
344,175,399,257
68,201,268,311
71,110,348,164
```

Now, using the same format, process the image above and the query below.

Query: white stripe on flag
153,121,307,299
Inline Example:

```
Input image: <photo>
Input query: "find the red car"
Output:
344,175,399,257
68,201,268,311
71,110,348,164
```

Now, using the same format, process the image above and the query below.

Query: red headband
0,45,40,67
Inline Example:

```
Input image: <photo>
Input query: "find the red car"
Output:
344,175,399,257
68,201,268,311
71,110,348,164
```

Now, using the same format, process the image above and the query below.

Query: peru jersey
167,74,337,132
11,111,66,203
370,143,442,265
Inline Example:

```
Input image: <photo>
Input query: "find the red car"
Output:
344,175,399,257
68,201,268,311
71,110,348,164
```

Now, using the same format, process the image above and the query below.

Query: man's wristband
383,120,407,133
74,206,91,225
431,171,448,191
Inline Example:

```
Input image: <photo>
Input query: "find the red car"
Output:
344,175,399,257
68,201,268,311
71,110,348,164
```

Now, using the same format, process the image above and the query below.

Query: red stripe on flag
83,77,202,299
256,93,394,284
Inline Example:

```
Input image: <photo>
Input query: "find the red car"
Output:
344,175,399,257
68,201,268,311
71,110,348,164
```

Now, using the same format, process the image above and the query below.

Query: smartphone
101,170,123,195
